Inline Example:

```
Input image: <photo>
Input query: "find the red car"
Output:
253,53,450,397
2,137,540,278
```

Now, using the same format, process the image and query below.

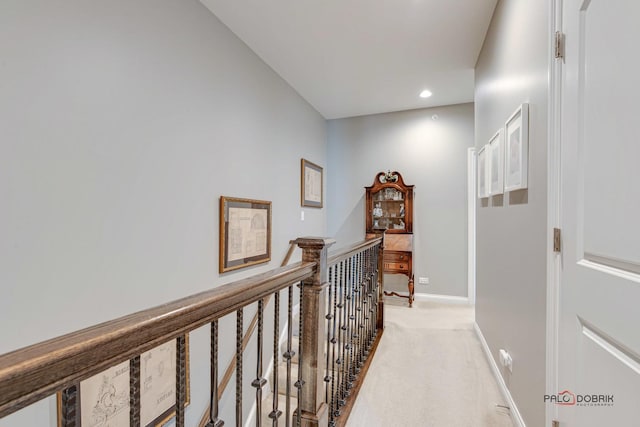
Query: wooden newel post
295,237,335,427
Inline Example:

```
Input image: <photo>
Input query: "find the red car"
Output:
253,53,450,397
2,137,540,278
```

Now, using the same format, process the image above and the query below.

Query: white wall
327,104,474,298
474,0,549,425
0,1,326,425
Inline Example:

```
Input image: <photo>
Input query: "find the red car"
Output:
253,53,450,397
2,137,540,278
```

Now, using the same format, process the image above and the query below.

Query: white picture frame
487,128,504,196
477,145,489,198
504,103,529,191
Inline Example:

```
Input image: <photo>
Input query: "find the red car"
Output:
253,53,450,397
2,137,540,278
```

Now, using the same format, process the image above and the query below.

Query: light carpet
345,300,514,427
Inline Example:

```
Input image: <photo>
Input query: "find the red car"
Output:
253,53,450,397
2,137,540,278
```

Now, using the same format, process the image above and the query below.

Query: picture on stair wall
487,128,504,196
477,145,488,198
219,196,272,273
56,337,191,427
504,103,529,191
301,158,323,208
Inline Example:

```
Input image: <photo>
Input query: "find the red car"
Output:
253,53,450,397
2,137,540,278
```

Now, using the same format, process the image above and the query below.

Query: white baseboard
413,293,471,305
473,323,526,427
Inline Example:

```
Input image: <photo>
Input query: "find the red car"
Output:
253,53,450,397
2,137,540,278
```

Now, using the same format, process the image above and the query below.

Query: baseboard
413,293,471,304
473,323,526,427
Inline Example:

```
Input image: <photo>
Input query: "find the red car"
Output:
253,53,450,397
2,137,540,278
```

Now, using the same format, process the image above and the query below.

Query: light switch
301,211,305,221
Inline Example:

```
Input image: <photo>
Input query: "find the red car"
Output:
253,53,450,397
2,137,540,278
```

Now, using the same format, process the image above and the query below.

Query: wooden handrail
0,261,315,419
328,236,383,266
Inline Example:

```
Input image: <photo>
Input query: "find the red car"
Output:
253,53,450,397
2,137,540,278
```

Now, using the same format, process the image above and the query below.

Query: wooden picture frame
477,145,489,198
301,158,323,208
504,103,529,191
487,128,504,196
57,336,191,427
219,196,272,273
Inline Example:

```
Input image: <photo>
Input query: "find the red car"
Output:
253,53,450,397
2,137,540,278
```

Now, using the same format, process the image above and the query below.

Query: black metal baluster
361,249,370,358
373,244,380,332
324,267,333,407
367,247,375,349
349,255,357,386
345,256,354,394
329,263,339,426
336,260,346,417
270,291,282,426
283,285,295,427
294,281,305,427
60,385,79,427
176,335,187,427
356,252,364,371
130,356,141,427
360,249,369,360
252,299,267,427
236,309,244,427
207,320,224,427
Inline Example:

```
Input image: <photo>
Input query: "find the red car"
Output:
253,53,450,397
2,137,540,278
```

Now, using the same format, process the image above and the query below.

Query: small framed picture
477,145,489,198
219,196,272,273
301,159,323,208
487,128,504,196
504,103,529,191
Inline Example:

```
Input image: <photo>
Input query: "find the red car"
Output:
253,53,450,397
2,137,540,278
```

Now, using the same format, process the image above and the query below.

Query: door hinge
553,228,562,253
552,420,560,427
555,31,565,59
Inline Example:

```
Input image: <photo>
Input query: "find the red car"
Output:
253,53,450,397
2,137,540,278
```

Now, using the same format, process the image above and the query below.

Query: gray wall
0,1,326,425
474,0,548,425
327,104,474,298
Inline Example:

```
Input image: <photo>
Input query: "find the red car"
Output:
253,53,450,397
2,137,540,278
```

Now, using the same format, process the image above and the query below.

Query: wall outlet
418,277,429,285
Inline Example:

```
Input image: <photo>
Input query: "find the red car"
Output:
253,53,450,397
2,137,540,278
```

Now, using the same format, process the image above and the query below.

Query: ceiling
200,0,498,120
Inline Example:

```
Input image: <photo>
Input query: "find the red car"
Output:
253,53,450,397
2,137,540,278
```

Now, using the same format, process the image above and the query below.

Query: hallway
347,301,513,427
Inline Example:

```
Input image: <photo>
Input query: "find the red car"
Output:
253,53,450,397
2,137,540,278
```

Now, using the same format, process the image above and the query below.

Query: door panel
575,320,640,425
581,0,640,266
559,0,640,425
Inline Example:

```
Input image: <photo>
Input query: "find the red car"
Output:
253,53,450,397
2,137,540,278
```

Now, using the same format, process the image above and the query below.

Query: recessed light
419,89,432,98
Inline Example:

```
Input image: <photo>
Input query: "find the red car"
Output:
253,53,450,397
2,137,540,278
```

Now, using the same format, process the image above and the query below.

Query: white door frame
546,0,562,425
467,147,477,305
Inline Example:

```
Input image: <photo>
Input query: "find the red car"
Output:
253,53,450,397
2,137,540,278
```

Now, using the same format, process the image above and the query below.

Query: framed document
477,145,489,199
487,128,504,196
504,103,529,192
57,337,190,427
219,196,272,273
301,158,323,208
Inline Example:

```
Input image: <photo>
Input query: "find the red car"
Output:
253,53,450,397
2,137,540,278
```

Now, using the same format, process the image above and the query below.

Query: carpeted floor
345,300,514,427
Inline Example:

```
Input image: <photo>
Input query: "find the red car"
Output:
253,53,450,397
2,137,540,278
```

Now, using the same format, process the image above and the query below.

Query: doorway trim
467,147,477,305
546,0,562,425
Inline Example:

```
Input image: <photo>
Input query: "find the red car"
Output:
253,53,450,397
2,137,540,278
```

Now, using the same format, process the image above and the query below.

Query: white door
558,0,640,425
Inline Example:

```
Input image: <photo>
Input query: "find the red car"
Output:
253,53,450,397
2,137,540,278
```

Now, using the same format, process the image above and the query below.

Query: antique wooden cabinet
365,171,415,307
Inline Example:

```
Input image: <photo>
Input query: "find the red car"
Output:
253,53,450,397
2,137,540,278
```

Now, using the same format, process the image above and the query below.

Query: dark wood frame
300,158,323,208
219,196,272,273
56,336,191,427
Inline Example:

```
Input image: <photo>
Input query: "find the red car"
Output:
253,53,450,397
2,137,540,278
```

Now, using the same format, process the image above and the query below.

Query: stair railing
0,236,384,427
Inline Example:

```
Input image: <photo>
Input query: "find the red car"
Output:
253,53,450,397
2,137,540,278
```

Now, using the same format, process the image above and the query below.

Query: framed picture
219,196,271,273
504,103,529,191
487,128,504,196
57,337,190,427
301,158,323,208
477,145,489,198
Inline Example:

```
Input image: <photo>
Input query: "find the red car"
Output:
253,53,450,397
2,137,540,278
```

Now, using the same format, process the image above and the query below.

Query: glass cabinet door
371,187,406,231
